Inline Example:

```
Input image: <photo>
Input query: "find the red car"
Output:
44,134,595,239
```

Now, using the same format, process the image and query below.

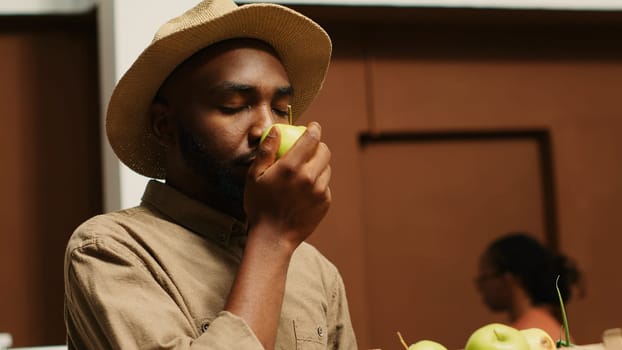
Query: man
63,0,357,349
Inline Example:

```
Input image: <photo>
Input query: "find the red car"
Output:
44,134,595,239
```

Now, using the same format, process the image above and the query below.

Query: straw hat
106,0,332,179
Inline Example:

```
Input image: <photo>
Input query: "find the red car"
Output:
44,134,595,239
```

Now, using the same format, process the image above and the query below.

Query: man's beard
178,126,245,214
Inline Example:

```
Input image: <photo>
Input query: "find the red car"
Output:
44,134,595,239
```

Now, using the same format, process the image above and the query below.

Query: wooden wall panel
0,34,42,347
359,137,546,350
0,14,101,347
369,42,622,131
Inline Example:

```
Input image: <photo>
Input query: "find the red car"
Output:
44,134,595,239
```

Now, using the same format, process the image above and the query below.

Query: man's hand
244,121,332,250
225,121,332,350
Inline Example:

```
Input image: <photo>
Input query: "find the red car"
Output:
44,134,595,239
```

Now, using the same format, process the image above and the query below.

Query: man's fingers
314,165,331,192
281,122,322,163
309,141,331,180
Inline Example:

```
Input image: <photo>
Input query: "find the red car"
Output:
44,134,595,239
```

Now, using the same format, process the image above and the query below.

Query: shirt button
317,326,324,337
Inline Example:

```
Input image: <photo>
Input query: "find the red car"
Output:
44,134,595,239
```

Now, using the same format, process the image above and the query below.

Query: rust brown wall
0,14,102,347
294,7,622,350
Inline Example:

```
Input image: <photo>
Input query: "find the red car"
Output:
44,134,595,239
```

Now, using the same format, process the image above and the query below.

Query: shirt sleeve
64,233,264,350
326,271,358,350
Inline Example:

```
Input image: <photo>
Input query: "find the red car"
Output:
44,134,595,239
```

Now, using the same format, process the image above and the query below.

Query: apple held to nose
520,328,556,350
260,123,307,159
465,323,531,350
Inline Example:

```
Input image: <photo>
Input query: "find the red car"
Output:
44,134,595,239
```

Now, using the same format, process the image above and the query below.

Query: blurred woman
475,232,584,340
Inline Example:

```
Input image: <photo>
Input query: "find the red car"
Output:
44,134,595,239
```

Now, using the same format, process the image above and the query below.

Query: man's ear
150,101,176,147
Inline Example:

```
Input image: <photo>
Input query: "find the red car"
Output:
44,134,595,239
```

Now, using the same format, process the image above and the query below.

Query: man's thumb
249,126,280,178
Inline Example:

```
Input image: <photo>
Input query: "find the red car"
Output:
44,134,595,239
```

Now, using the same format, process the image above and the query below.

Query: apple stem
287,104,293,125
556,275,572,347
397,331,409,350
493,329,501,341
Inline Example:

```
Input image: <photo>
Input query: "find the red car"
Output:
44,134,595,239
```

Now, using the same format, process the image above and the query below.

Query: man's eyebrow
275,86,294,97
209,81,254,94
207,82,293,97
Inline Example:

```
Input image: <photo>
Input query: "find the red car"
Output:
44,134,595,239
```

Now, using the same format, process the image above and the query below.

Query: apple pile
397,325,556,350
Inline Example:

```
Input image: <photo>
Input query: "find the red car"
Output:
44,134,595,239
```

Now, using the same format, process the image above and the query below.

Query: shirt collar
141,180,248,246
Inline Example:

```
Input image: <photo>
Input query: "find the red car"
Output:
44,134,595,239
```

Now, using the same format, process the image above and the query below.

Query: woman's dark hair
485,232,583,313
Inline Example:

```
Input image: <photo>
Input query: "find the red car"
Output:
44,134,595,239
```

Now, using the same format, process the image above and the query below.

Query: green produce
464,323,530,350
397,331,448,350
556,275,574,347
260,123,306,159
520,328,556,350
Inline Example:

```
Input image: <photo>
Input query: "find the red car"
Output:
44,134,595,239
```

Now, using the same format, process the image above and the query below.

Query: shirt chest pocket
293,319,328,349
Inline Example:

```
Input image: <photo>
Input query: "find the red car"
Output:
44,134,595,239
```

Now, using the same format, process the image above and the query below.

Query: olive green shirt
64,180,357,349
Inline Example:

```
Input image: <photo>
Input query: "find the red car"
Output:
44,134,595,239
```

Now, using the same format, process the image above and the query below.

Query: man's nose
250,104,277,139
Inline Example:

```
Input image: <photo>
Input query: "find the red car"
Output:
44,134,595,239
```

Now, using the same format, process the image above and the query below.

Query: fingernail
309,123,321,138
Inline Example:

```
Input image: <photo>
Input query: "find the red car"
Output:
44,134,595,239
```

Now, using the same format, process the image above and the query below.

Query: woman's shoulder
513,306,563,340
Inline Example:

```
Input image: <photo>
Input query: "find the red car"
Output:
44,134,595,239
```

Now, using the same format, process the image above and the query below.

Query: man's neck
165,176,246,222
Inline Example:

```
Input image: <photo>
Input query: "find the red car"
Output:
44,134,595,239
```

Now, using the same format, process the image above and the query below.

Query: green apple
520,328,556,350
408,340,448,350
465,323,530,350
397,331,447,350
260,123,307,159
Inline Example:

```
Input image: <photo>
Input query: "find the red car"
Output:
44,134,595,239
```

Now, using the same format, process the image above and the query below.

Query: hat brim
106,3,332,179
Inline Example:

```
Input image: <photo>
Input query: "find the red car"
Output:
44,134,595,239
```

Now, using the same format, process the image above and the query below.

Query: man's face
158,40,292,209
